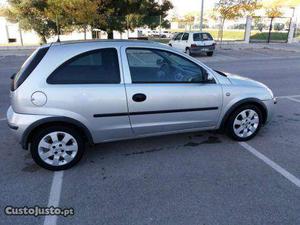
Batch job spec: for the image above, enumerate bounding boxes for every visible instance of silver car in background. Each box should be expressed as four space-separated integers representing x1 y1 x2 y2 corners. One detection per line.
7 40 276 170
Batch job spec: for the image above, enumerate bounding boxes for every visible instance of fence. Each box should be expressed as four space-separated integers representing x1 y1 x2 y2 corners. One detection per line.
250 16 291 43
170 17 247 42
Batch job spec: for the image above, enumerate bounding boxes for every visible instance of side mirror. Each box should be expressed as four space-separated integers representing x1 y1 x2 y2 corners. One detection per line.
201 69 215 83
202 69 209 81
11 73 16 80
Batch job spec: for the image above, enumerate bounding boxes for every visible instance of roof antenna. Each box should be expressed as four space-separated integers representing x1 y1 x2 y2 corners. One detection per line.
56 14 60 42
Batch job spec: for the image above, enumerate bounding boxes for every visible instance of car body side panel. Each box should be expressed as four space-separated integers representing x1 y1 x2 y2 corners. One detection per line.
216 85 274 128
124 83 222 135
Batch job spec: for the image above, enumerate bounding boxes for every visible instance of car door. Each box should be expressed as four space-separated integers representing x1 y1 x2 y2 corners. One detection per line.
172 33 183 49
121 47 222 135
179 33 189 52
46 47 133 143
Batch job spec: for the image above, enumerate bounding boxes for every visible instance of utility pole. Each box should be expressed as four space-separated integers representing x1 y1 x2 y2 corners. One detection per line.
200 0 204 31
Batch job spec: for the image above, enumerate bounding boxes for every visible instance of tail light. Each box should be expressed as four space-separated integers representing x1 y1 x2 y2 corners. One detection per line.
191 44 197 48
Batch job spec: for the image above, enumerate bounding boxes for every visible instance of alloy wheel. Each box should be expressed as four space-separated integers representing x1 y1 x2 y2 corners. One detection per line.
233 109 259 138
37 131 78 166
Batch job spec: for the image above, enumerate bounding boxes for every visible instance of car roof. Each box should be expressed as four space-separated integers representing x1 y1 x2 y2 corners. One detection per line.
45 39 169 50
51 39 155 45
48 39 166 48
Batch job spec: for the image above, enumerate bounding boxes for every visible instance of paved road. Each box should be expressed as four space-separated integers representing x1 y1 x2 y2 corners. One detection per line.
0 47 300 225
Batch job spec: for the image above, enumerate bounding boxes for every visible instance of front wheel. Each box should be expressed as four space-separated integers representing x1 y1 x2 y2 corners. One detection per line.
226 105 262 141
30 126 85 170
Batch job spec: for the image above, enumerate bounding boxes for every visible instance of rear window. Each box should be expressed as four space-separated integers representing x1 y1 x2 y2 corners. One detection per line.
12 46 49 91
47 48 120 84
193 33 213 41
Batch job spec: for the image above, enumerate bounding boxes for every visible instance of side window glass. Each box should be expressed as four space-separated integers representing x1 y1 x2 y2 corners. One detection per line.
126 48 214 84
182 33 189 41
175 33 183 40
47 48 120 84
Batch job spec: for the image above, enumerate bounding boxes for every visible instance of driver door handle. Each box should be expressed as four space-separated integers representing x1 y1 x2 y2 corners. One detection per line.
132 93 147 102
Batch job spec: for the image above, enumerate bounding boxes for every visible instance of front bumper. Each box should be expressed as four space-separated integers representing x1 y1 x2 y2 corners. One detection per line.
7 106 50 148
190 45 216 53
262 97 277 124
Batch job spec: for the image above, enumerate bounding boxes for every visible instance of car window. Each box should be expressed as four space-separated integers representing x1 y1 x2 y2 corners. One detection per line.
193 33 213 41
182 33 189 41
174 33 183 40
12 46 49 91
47 48 120 84
202 33 213 40
126 48 212 83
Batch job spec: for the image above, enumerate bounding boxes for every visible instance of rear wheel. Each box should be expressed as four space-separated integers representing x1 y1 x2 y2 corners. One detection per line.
226 105 262 141
207 51 214 56
30 126 85 170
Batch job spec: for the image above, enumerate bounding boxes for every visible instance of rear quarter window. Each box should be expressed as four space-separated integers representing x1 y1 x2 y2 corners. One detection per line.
12 46 49 91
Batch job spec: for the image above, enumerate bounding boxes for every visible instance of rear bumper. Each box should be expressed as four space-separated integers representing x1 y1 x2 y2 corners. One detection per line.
190 45 215 53
6 106 50 149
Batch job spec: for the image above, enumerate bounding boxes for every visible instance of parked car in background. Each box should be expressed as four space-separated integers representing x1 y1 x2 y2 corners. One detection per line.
7 40 276 170
169 32 216 56
162 30 173 38
146 30 170 38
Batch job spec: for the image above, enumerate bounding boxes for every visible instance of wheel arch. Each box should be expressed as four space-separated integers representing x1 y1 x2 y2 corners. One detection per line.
21 117 94 149
220 98 268 130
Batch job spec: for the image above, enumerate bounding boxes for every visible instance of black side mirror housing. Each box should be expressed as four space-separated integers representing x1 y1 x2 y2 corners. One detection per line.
11 73 16 80
202 69 209 82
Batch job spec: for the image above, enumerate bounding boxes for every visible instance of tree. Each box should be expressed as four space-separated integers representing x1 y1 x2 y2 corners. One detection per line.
3 0 58 43
59 0 98 40
265 7 283 18
93 0 173 39
274 22 284 31
141 0 173 29
214 0 261 43
182 14 195 31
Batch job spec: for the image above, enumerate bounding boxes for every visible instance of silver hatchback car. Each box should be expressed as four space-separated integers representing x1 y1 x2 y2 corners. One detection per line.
7 40 276 170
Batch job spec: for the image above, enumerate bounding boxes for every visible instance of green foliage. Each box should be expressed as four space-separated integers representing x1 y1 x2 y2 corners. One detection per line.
214 0 261 42
5 0 57 43
92 0 173 38
2 0 173 41
265 7 283 18
273 23 285 31
250 31 288 41
215 0 260 21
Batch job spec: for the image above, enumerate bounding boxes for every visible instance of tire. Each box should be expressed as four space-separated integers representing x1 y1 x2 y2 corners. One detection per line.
207 51 213 56
226 105 263 141
30 126 85 170
186 48 191 56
